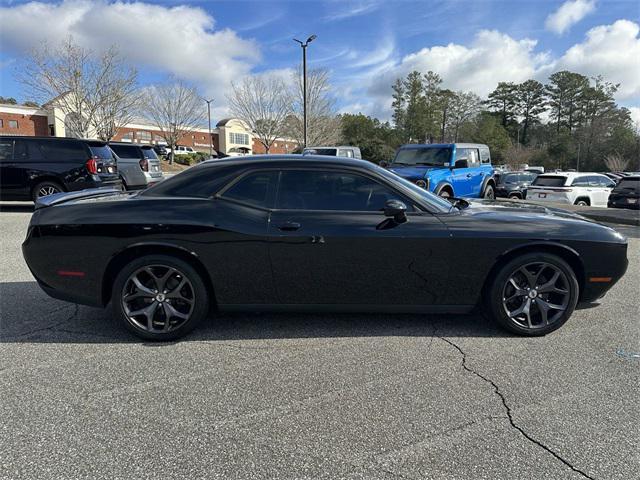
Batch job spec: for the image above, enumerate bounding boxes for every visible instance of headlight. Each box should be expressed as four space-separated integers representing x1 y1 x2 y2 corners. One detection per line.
415 179 427 189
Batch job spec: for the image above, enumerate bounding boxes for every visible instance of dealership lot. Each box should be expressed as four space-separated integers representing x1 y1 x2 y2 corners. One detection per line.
1 206 638 480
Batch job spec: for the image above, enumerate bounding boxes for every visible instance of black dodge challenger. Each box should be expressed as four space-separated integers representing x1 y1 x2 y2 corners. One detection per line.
23 155 628 340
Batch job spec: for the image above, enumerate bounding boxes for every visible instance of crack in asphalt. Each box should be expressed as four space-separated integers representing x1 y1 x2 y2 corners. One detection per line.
438 336 596 480
0 304 79 341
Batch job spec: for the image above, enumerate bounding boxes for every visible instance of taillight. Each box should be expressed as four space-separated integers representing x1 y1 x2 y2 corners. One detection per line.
139 158 149 172
86 158 98 174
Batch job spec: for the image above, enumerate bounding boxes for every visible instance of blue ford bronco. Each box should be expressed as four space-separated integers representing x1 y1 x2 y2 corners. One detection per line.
384 143 496 199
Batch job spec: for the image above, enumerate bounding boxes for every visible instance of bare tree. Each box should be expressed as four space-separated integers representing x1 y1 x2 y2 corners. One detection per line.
20 38 138 139
285 68 341 147
604 152 629 172
447 91 482 142
92 53 139 141
227 75 290 154
142 80 205 163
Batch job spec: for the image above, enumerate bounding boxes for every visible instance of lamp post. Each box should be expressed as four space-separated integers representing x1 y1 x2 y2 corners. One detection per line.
204 98 214 158
293 34 316 148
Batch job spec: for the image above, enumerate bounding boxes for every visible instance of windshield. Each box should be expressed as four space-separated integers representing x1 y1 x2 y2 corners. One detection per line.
392 147 452 167
373 164 453 212
532 175 567 187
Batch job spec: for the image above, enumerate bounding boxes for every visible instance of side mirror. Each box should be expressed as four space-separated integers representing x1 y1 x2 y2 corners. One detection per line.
383 199 407 223
453 159 469 169
379 160 389 168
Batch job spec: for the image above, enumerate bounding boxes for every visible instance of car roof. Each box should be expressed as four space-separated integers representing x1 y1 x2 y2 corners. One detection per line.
537 172 610 178
398 143 488 149
304 146 360 149
199 154 374 169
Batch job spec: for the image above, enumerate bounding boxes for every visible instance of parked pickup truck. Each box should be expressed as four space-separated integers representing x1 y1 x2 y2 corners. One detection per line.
384 143 496 199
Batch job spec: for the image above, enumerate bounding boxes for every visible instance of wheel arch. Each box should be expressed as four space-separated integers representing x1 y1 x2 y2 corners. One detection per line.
434 181 454 196
480 242 586 303
30 176 66 196
102 243 217 311
481 175 495 196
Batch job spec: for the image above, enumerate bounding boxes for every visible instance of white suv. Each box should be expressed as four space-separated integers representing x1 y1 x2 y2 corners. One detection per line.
173 145 196 155
526 172 616 207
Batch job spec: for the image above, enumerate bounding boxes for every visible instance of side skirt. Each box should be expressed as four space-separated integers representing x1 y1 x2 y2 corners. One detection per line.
217 304 475 314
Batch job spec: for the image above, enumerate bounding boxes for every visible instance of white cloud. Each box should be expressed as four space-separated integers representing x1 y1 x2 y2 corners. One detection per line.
555 19 640 100
545 0 596 35
0 0 259 102
322 0 381 21
628 107 640 127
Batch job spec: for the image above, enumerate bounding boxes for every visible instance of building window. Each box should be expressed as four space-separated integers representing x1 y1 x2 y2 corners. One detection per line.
121 132 134 142
9 120 18 128
137 131 152 142
230 132 249 145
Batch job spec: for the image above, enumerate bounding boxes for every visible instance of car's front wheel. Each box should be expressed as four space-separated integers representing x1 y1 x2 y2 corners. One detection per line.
486 252 579 336
112 255 210 340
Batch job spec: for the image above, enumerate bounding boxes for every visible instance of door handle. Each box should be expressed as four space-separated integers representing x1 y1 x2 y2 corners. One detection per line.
466 173 472 178
278 221 301 231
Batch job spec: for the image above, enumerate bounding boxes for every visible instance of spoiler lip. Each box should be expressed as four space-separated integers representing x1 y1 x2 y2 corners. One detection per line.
34 187 122 210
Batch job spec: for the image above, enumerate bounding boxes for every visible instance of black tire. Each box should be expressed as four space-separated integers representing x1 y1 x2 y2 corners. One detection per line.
119 176 128 191
486 252 579 336
574 198 590 206
112 254 209 341
32 181 63 201
437 187 452 198
483 184 495 199
508 193 521 200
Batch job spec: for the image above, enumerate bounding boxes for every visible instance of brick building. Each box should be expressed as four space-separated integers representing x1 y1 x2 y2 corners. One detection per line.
0 102 297 156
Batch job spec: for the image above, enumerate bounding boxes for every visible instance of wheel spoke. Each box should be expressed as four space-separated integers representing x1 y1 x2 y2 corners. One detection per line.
166 277 190 300
505 278 527 301
162 301 189 320
518 266 537 288
509 298 532 328
534 299 549 325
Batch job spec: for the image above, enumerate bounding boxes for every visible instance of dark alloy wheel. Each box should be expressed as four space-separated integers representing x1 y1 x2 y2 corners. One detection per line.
483 184 495 199
112 255 209 340
32 181 62 200
487 253 579 336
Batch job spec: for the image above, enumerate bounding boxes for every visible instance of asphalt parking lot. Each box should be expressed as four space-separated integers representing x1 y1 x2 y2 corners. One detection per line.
1 204 638 480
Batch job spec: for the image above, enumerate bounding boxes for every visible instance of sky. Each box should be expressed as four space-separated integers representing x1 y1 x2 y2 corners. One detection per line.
0 0 639 124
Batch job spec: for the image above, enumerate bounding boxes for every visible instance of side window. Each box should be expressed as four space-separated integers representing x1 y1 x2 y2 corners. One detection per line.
276 170 408 212
455 148 469 161
220 171 276 208
571 176 590 187
0 140 13 162
480 148 491 164
339 149 354 158
38 140 86 162
593 176 614 188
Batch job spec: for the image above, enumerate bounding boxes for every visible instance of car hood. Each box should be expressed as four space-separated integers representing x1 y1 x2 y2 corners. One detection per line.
461 199 588 221
388 165 445 179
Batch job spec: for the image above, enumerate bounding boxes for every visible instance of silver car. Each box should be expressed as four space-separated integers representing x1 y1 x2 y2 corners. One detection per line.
109 143 163 190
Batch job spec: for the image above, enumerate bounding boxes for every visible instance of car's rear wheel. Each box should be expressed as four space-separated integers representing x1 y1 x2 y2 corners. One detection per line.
32 181 63 200
574 198 590 206
438 188 452 198
112 255 209 341
508 193 521 200
486 252 579 336
483 184 495 199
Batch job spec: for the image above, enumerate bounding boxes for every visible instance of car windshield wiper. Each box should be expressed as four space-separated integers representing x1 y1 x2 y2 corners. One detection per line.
390 162 410 166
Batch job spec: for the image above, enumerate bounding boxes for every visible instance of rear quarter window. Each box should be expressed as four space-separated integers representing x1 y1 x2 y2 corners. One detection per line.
141 148 159 160
615 178 640 192
38 140 87 162
0 139 13 162
87 143 114 159
532 176 567 187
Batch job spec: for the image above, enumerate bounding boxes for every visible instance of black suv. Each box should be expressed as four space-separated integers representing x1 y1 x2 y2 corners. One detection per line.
0 136 121 201
495 171 538 199
608 176 639 209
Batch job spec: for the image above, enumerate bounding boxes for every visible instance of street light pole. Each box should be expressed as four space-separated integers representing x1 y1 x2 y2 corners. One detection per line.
204 98 214 158
294 35 316 148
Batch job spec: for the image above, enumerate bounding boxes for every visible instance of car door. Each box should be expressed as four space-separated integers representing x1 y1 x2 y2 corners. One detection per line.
267 168 452 307
0 138 20 199
590 176 615 206
450 148 474 197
